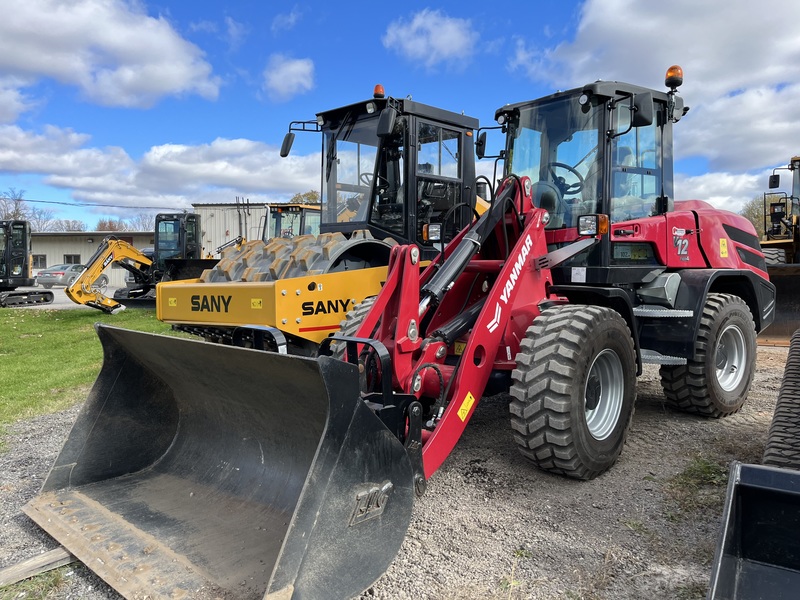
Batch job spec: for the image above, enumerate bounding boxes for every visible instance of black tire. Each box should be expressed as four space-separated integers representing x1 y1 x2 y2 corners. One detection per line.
659 293 756 418
762 330 800 469
509 305 637 480
331 296 377 360
763 248 787 266
43 284 53 289
67 276 77 286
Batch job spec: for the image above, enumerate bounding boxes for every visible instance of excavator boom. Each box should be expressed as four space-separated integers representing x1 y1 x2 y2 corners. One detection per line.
65 236 152 313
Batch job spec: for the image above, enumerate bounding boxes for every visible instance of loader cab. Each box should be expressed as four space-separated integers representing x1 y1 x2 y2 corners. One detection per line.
153 213 201 273
497 74 686 285
263 204 321 240
0 220 34 289
282 89 478 260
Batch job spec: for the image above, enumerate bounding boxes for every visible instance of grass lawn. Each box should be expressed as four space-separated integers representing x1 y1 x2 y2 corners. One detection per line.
0 308 183 436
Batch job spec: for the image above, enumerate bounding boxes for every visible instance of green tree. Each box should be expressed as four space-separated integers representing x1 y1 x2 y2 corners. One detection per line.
290 190 320 204
739 195 765 239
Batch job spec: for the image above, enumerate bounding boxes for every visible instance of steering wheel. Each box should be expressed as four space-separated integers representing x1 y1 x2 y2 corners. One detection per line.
547 162 584 196
360 172 391 189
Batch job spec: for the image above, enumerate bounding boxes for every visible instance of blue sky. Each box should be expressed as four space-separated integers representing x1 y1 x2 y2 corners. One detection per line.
1 0 799 227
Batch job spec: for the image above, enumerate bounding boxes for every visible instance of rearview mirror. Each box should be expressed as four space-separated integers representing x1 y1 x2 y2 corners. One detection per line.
632 92 654 128
377 107 397 138
280 132 295 157
476 131 487 159
769 174 781 189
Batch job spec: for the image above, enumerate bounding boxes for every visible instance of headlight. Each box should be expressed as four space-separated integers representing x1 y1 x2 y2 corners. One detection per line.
424 223 442 242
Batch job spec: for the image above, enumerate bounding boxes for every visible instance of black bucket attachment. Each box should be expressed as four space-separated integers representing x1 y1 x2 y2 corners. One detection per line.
760 264 800 345
707 462 800 599
24 325 415 600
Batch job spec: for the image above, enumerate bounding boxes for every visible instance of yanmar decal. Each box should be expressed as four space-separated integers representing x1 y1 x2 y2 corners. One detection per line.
487 234 533 333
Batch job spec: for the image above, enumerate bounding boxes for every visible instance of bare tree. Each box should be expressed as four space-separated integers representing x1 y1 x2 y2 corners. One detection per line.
127 212 157 231
52 219 88 232
95 218 128 231
0 187 28 220
28 206 56 232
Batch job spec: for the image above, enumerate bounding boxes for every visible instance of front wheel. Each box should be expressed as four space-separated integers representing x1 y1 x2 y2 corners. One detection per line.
660 293 756 417
510 305 637 480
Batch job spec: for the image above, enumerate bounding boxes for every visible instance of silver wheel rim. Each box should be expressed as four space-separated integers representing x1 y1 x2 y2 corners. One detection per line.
584 349 624 440
715 323 747 391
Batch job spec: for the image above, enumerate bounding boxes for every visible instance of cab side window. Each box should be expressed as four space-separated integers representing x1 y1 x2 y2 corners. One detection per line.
609 112 662 222
416 122 463 244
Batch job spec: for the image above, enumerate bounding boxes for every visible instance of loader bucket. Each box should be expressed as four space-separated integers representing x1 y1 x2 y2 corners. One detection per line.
24 325 415 600
707 462 800 599
760 264 800 345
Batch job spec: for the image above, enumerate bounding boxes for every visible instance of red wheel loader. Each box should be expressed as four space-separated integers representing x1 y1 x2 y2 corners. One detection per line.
23 67 776 599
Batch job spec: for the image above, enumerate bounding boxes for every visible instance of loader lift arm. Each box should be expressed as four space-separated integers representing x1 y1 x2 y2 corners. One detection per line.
323 175 601 481
65 236 153 313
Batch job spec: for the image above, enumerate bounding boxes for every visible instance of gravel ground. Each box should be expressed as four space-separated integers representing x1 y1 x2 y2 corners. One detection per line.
0 346 789 600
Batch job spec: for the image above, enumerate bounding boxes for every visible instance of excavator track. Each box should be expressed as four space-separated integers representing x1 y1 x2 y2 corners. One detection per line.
0 289 54 307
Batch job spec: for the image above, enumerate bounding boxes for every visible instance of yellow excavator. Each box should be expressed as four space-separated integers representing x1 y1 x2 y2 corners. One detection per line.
66 213 210 313
156 86 484 353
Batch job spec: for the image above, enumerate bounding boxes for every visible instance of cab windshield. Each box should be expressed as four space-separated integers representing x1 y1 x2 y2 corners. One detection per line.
507 95 602 229
155 218 183 268
320 111 379 226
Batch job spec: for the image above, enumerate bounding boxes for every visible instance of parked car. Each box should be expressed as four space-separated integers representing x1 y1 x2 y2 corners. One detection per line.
36 264 108 292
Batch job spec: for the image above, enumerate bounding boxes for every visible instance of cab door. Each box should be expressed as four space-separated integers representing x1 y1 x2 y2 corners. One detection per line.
664 210 707 268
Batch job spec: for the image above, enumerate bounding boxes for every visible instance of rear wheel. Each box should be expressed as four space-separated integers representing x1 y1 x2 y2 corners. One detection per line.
510 305 636 480
660 293 756 417
43 283 53 289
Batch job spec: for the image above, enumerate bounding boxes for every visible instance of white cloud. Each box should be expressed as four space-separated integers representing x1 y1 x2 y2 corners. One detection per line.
0 0 220 109
0 124 320 216
383 10 478 69
271 7 303 34
224 16 248 52
0 78 37 123
262 54 314 102
675 170 764 215
507 0 800 204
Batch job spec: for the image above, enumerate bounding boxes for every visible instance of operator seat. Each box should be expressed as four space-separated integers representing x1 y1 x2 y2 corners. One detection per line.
531 182 564 228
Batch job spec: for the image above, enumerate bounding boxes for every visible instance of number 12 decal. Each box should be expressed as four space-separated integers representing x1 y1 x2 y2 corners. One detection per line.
673 236 689 260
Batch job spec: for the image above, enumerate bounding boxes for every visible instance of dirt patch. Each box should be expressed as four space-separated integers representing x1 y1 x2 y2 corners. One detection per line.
0 346 789 600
